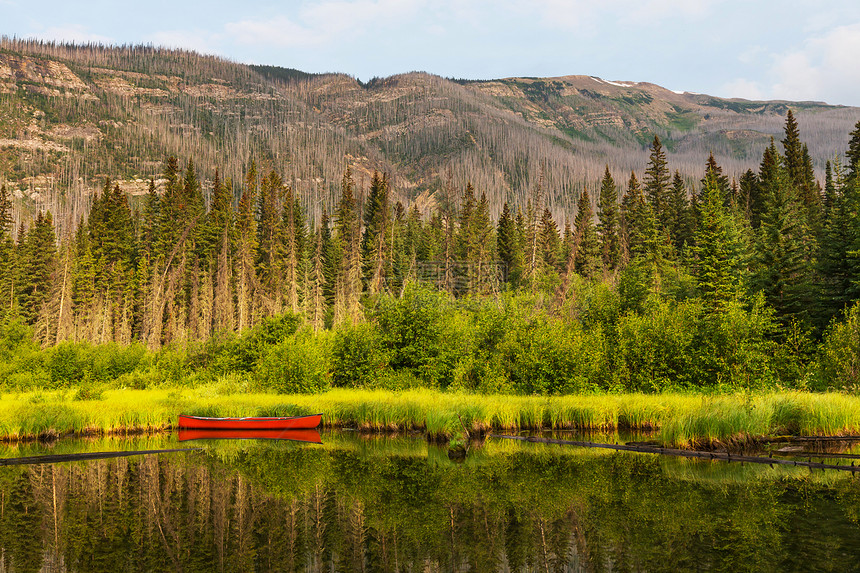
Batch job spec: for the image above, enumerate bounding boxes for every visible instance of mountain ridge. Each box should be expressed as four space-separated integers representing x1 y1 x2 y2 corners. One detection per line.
1 38 858 235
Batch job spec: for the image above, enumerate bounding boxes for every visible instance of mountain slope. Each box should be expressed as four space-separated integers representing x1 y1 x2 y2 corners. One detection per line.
1 39 858 235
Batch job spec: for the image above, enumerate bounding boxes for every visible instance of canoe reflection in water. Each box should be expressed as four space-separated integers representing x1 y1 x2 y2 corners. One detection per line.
178 427 323 443
177 413 323 443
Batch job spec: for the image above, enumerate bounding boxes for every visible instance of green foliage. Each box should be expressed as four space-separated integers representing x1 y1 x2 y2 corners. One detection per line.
499 315 608 394
615 297 703 391
753 140 814 326
694 297 778 390
597 166 621 271
372 285 459 385
330 323 389 388
694 162 746 310
254 328 331 394
205 313 303 374
45 342 148 387
614 296 779 391
617 261 652 313
817 302 860 391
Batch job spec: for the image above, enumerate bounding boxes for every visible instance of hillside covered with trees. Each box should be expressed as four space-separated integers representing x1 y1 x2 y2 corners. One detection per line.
2 39 859 239
2 104 860 395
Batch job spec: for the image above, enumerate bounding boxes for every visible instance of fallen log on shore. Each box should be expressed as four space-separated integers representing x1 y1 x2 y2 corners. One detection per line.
765 435 860 443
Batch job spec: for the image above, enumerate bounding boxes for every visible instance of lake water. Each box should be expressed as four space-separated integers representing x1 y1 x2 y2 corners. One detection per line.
1 431 859 572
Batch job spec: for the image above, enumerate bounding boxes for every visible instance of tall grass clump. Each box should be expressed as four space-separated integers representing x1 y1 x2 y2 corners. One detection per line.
2 388 860 444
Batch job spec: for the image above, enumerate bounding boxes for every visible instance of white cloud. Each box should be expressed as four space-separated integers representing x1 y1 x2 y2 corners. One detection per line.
225 16 319 48
737 45 766 65
721 78 766 101
771 22 860 104
36 25 113 44
524 0 718 31
225 0 426 48
720 21 860 105
149 30 219 54
626 0 718 23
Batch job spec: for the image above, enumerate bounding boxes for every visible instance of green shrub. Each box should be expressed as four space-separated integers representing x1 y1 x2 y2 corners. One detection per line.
818 302 860 391
44 342 147 387
0 319 46 391
696 297 779 390
254 328 331 394
94 343 148 381
71 378 105 401
331 322 389 388
204 313 303 374
499 315 608 395
617 262 652 313
614 297 702 391
153 344 193 385
45 342 89 386
373 284 453 383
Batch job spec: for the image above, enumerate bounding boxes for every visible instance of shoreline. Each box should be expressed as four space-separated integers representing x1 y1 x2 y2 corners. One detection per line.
2 388 860 448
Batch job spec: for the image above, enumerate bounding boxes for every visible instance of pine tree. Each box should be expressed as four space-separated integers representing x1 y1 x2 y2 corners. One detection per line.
538 207 561 272
307 224 327 331
597 166 621 272
753 146 814 325
666 170 694 252
823 160 836 216
817 153 860 327
402 204 423 283
282 186 302 314
497 202 522 286
782 110 804 184
235 161 259 332
51 241 75 344
211 173 235 334
644 135 671 229
389 201 408 291
698 153 731 206
573 189 600 278
737 169 761 227
560 219 574 267
320 208 338 308
621 171 651 260
0 184 14 318
88 182 136 342
694 165 745 310
457 182 477 262
782 110 821 229
469 192 495 292
524 172 545 286
154 155 181 259
334 167 362 323
847 120 860 181
362 172 391 294
17 211 57 325
256 170 284 315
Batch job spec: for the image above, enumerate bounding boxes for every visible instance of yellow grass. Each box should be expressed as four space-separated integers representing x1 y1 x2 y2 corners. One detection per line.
1 387 859 446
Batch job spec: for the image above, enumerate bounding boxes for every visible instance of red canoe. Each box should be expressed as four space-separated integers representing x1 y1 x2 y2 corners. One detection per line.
178 428 322 443
178 413 322 430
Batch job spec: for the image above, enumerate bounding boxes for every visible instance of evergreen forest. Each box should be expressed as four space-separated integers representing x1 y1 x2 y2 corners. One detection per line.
2 111 860 396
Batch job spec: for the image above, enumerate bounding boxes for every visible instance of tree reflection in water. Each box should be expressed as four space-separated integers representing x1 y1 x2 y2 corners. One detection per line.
1 436 859 572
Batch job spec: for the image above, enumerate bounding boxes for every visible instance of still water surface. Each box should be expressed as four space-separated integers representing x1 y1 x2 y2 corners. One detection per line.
1 431 859 572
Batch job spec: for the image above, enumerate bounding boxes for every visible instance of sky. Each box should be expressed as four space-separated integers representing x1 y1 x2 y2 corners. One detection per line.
4 0 860 106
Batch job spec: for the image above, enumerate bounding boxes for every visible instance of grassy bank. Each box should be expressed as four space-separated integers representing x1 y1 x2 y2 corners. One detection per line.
2 388 859 447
